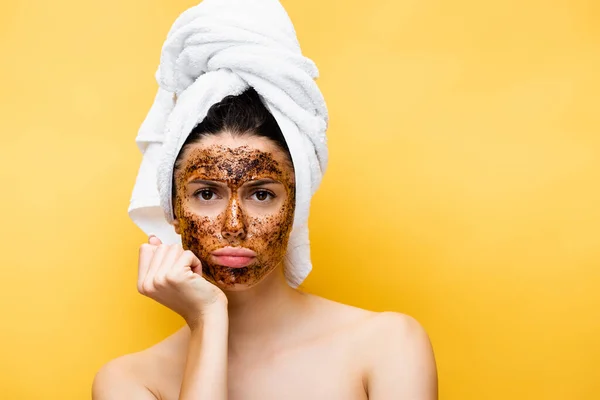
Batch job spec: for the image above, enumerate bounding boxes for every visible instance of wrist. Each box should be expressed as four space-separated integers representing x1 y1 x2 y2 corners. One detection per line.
203 300 228 319
187 302 228 332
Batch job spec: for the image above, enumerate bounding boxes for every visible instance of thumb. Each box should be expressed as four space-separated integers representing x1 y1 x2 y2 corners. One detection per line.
148 234 163 246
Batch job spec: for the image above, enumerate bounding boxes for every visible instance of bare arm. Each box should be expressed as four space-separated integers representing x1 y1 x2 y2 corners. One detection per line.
91 308 229 400
93 236 230 399
179 304 229 399
367 313 438 399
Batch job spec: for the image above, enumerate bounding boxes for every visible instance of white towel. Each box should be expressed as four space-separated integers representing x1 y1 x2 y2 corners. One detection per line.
128 0 328 287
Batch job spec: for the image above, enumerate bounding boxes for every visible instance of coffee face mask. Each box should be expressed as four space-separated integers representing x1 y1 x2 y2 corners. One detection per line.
173 136 295 290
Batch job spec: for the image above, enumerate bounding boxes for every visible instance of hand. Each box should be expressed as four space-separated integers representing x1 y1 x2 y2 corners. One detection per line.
137 235 227 329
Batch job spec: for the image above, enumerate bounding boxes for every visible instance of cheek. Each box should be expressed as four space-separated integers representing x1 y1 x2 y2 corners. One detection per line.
176 192 220 239
248 198 295 251
179 209 220 250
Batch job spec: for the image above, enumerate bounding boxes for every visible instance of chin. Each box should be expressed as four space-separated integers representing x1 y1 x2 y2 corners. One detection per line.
219 282 259 291
205 263 280 291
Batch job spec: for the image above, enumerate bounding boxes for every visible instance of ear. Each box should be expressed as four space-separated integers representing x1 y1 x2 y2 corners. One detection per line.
173 218 182 235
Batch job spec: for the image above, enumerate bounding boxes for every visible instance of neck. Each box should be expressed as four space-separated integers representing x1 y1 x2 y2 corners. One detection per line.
223 266 308 355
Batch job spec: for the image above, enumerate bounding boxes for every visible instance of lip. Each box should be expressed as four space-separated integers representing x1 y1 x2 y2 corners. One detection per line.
211 247 257 268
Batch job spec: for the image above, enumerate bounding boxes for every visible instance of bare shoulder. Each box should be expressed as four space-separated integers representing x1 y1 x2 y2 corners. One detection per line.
305 294 377 321
302 294 433 348
92 328 189 400
365 311 432 344
300 294 378 340
362 312 438 399
304 293 426 339
92 351 156 399
304 295 437 398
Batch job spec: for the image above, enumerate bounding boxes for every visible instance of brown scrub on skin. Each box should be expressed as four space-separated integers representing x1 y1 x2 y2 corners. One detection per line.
173 142 296 290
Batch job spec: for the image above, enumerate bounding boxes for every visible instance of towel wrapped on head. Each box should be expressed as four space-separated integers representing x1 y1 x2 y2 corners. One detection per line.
128 0 328 287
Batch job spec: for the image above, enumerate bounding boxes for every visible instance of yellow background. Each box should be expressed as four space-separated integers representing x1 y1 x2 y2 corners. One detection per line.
1 0 599 398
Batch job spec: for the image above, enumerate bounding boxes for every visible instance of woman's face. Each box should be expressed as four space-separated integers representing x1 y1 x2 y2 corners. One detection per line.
172 132 295 291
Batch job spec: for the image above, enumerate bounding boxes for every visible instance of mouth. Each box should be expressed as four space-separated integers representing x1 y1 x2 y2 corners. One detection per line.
211 247 257 268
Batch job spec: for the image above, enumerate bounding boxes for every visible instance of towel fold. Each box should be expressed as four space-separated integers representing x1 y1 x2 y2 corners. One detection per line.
128 0 328 287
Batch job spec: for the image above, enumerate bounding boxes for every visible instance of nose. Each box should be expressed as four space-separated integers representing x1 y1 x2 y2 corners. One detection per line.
222 198 247 241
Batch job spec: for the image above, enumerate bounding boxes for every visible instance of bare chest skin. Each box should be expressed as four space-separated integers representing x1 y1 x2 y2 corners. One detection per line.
155 334 368 400
226 339 369 400
144 303 375 400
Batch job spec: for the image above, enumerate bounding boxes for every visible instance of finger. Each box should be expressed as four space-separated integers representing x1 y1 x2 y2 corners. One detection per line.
137 244 155 290
175 250 203 275
189 254 202 275
144 244 170 284
156 244 184 280
148 234 162 246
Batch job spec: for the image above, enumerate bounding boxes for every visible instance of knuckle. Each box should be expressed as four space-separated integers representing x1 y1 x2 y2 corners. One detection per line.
139 243 150 255
153 276 167 288
140 282 154 294
165 272 179 284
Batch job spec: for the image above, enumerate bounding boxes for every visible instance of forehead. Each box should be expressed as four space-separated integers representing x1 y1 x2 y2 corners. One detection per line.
177 132 293 175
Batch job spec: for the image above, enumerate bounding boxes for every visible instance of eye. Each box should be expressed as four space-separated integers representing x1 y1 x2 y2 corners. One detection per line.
195 189 217 201
251 190 275 202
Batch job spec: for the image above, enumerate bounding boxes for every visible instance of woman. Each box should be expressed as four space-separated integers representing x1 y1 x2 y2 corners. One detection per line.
93 2 437 399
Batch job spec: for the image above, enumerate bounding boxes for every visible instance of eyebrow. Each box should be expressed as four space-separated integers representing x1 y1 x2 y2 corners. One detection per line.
244 179 281 188
187 179 226 188
187 178 281 187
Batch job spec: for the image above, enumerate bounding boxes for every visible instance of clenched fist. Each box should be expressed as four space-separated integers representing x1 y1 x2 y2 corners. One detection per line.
137 235 227 329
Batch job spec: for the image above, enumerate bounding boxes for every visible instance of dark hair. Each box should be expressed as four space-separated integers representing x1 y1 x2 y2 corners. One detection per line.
173 87 293 174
